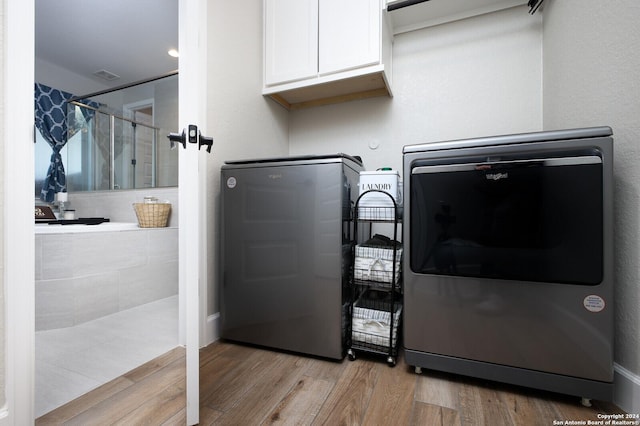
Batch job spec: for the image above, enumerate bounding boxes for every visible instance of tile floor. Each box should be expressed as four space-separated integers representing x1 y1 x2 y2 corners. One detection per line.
35 295 179 418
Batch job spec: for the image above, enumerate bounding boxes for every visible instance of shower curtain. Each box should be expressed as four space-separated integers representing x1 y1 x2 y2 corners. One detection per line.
34 83 97 202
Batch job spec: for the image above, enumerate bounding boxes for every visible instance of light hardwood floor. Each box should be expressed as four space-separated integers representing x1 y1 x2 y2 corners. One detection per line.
36 341 623 425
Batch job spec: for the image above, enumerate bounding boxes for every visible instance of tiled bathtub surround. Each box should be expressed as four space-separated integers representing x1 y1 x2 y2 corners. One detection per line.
66 187 179 227
35 226 178 331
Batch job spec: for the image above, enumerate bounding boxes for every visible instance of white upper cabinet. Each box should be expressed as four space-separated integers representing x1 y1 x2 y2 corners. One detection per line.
318 0 380 75
263 0 393 110
264 0 318 86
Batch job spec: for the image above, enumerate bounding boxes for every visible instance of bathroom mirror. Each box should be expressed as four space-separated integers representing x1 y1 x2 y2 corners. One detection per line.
34 0 179 197
68 73 177 192
35 73 178 195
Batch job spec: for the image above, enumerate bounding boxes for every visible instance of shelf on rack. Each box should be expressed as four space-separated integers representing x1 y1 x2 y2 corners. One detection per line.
352 289 403 355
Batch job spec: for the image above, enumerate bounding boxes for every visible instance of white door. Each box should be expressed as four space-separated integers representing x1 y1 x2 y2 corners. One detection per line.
3 0 36 423
2 0 207 424
178 0 209 424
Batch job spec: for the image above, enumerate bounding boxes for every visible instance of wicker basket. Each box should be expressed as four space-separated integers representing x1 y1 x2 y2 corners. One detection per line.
133 202 171 228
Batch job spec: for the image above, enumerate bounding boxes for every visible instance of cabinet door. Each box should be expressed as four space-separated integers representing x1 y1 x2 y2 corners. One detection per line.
264 0 318 86
319 0 381 75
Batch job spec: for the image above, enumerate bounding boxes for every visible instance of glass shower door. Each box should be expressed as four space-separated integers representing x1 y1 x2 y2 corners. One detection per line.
65 104 159 191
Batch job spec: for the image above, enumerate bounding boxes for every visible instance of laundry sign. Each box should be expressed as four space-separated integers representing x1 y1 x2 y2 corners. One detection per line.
362 182 394 191
359 170 401 205
358 170 402 220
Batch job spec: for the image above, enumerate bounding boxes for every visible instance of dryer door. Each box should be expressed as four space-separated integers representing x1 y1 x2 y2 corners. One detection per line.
409 154 604 285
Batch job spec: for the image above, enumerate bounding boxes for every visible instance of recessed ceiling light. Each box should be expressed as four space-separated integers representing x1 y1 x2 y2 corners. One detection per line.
168 49 179 58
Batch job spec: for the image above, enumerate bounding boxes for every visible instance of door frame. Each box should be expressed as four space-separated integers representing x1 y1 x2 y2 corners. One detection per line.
123 98 156 188
2 0 36 423
2 0 207 423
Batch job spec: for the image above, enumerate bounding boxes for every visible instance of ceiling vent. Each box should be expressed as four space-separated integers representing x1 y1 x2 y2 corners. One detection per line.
93 69 121 81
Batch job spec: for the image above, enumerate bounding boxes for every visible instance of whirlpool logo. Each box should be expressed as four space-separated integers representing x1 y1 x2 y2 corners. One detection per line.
486 172 509 181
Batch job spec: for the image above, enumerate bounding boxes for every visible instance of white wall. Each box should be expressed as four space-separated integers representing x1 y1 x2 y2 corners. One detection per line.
289 6 543 178
542 0 640 413
0 0 5 410
206 0 289 316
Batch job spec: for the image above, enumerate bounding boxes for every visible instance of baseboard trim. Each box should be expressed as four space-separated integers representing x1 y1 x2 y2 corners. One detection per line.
202 312 220 347
614 363 640 414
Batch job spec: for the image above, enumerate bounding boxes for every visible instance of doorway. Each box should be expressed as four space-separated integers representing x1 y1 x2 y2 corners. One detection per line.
32 1 181 417
4 0 206 423
124 100 155 189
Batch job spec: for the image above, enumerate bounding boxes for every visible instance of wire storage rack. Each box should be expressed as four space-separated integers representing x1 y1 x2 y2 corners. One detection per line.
348 189 402 366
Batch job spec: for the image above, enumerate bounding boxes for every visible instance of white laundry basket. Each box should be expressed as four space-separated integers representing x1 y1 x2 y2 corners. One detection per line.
354 244 402 286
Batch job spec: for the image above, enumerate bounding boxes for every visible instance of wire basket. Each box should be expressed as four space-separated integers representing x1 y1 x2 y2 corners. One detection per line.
133 202 171 228
352 289 402 352
354 245 402 286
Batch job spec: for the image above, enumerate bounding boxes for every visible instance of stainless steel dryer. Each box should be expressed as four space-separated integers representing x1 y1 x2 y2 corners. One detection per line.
220 154 363 360
402 127 614 401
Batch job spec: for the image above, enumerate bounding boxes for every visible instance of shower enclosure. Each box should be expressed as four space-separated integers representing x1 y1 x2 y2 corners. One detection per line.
63 72 178 192
66 102 157 191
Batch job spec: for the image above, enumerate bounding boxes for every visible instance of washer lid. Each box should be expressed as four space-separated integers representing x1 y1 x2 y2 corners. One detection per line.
224 153 363 167
403 126 613 155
